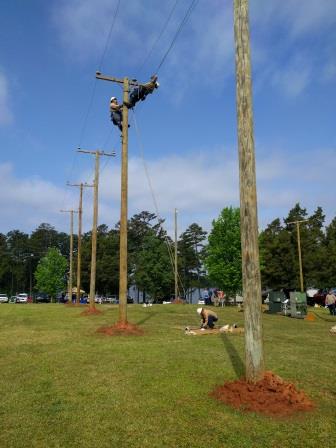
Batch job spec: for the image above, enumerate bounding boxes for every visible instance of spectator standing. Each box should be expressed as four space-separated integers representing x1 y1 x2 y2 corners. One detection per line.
325 291 336 315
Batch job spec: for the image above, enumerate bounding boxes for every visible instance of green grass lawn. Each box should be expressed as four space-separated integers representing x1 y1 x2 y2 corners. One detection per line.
0 303 335 448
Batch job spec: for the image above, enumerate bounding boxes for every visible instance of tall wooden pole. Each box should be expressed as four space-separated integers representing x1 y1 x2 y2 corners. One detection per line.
174 208 178 300
68 182 93 304
119 77 129 324
234 0 264 383
288 219 308 292
60 209 78 304
77 149 115 310
296 222 304 292
69 211 74 304
77 183 83 305
88 152 100 310
96 72 152 325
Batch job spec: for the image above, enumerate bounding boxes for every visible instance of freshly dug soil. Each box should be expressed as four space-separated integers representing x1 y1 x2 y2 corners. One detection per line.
172 298 185 304
80 307 103 316
211 371 314 417
97 322 144 336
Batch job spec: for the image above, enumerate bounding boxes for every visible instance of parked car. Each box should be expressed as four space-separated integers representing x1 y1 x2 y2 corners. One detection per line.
16 293 28 303
306 287 319 299
35 293 51 303
104 296 118 304
0 294 9 303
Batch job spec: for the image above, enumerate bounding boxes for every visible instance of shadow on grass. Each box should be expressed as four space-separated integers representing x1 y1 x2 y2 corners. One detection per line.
220 333 245 378
136 311 158 326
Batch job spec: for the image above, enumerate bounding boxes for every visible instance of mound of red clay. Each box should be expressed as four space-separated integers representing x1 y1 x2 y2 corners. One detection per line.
80 307 102 316
97 322 144 336
171 298 185 304
211 371 314 417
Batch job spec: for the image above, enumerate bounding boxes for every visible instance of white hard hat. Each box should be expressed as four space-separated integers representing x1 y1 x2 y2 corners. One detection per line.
197 307 203 315
110 96 117 102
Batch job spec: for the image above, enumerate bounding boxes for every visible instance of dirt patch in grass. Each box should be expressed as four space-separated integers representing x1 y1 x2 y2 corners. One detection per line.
211 371 314 417
171 298 185 304
97 322 144 336
80 307 103 316
65 303 86 307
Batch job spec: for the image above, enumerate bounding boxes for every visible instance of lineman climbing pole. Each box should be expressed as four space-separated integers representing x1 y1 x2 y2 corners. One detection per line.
60 209 78 304
234 0 264 383
96 72 148 324
287 219 309 292
67 181 94 304
78 148 115 310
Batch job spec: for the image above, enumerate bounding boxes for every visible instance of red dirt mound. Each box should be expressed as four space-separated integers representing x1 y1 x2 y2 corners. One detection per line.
211 371 314 417
97 322 144 336
80 307 103 316
171 297 185 304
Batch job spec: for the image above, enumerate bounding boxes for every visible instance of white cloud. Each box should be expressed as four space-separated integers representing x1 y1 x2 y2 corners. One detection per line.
0 71 13 125
252 0 336 37
251 0 336 97
0 163 77 233
270 56 312 97
1 145 335 235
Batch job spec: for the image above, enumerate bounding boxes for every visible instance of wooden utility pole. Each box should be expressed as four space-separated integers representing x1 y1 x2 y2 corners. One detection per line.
287 219 308 292
68 181 93 304
96 71 148 325
78 148 115 310
174 208 178 301
234 0 264 383
60 209 78 304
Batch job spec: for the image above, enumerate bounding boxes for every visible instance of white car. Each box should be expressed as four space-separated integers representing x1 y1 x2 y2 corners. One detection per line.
306 288 319 298
16 293 28 303
0 294 9 303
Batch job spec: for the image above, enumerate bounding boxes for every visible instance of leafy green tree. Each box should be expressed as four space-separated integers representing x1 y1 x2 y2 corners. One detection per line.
178 223 207 300
133 230 174 301
259 218 295 289
80 224 120 296
204 207 242 297
0 233 11 294
34 248 68 301
260 204 329 290
325 217 336 286
6 230 30 294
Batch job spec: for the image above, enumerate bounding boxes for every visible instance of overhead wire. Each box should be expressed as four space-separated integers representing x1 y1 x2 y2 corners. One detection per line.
132 110 186 298
154 0 199 74
62 0 121 215
97 0 121 72
136 0 181 75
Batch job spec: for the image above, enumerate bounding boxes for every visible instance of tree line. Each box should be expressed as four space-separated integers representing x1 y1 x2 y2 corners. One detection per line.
0 211 208 300
0 204 335 300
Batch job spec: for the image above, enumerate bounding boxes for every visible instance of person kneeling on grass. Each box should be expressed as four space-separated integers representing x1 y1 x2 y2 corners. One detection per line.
197 307 218 329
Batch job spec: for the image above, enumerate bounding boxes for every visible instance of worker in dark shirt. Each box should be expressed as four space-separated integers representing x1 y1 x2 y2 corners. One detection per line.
125 75 159 109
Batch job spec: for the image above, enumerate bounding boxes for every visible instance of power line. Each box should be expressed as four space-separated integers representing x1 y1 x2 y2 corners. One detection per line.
62 0 121 210
78 0 121 148
137 0 181 75
132 110 185 297
154 0 199 74
98 0 121 72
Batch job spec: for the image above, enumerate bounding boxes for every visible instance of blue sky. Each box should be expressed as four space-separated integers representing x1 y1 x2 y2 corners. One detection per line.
0 0 335 237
